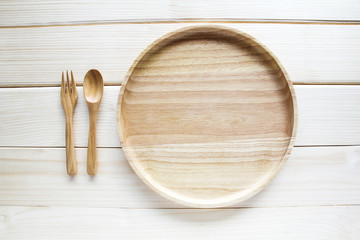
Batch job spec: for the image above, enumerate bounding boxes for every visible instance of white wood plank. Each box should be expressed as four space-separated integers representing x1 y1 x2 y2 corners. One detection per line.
0 86 120 147
0 0 360 27
0 23 359 86
0 206 359 239
296 85 360 146
0 147 359 208
0 85 359 147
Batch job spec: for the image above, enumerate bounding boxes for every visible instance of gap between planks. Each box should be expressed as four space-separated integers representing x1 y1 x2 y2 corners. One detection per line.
0 204 359 210
0 18 360 29
1 83 360 89
1 145 360 149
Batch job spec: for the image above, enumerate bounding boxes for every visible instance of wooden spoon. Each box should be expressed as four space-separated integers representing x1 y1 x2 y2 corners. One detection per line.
83 69 104 175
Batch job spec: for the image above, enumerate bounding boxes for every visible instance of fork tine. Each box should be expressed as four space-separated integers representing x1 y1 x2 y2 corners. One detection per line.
66 70 71 93
71 70 76 93
61 72 65 93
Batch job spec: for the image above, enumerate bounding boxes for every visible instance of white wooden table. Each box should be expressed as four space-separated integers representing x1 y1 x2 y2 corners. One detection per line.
1 1 360 239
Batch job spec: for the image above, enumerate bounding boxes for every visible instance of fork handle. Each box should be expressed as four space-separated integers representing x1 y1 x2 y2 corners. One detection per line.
65 113 77 175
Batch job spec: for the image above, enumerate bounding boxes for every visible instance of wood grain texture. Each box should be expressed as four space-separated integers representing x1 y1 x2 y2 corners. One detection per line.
0 206 359 239
0 0 360 27
117 25 296 207
0 85 359 147
0 23 360 86
0 147 359 208
0 1 359 239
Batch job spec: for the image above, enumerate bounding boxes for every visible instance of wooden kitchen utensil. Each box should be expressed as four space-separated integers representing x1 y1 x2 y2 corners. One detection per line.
117 25 297 208
61 71 78 176
84 69 104 176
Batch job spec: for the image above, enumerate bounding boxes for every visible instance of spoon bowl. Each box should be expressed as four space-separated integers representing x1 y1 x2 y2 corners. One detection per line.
84 69 104 104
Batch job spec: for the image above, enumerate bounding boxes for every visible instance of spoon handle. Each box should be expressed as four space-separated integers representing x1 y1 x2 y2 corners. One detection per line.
87 108 98 175
65 113 77 175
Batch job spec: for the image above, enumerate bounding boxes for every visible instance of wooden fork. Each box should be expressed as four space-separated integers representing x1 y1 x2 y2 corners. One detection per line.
61 71 78 175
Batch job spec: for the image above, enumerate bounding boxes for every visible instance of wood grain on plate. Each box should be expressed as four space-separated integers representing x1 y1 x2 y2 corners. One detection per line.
117 26 297 207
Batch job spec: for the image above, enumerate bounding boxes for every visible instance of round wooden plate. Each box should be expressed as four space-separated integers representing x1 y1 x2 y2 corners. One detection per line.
117 25 297 208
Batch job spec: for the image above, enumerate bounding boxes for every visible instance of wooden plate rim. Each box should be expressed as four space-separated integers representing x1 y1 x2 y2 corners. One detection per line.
116 25 298 208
